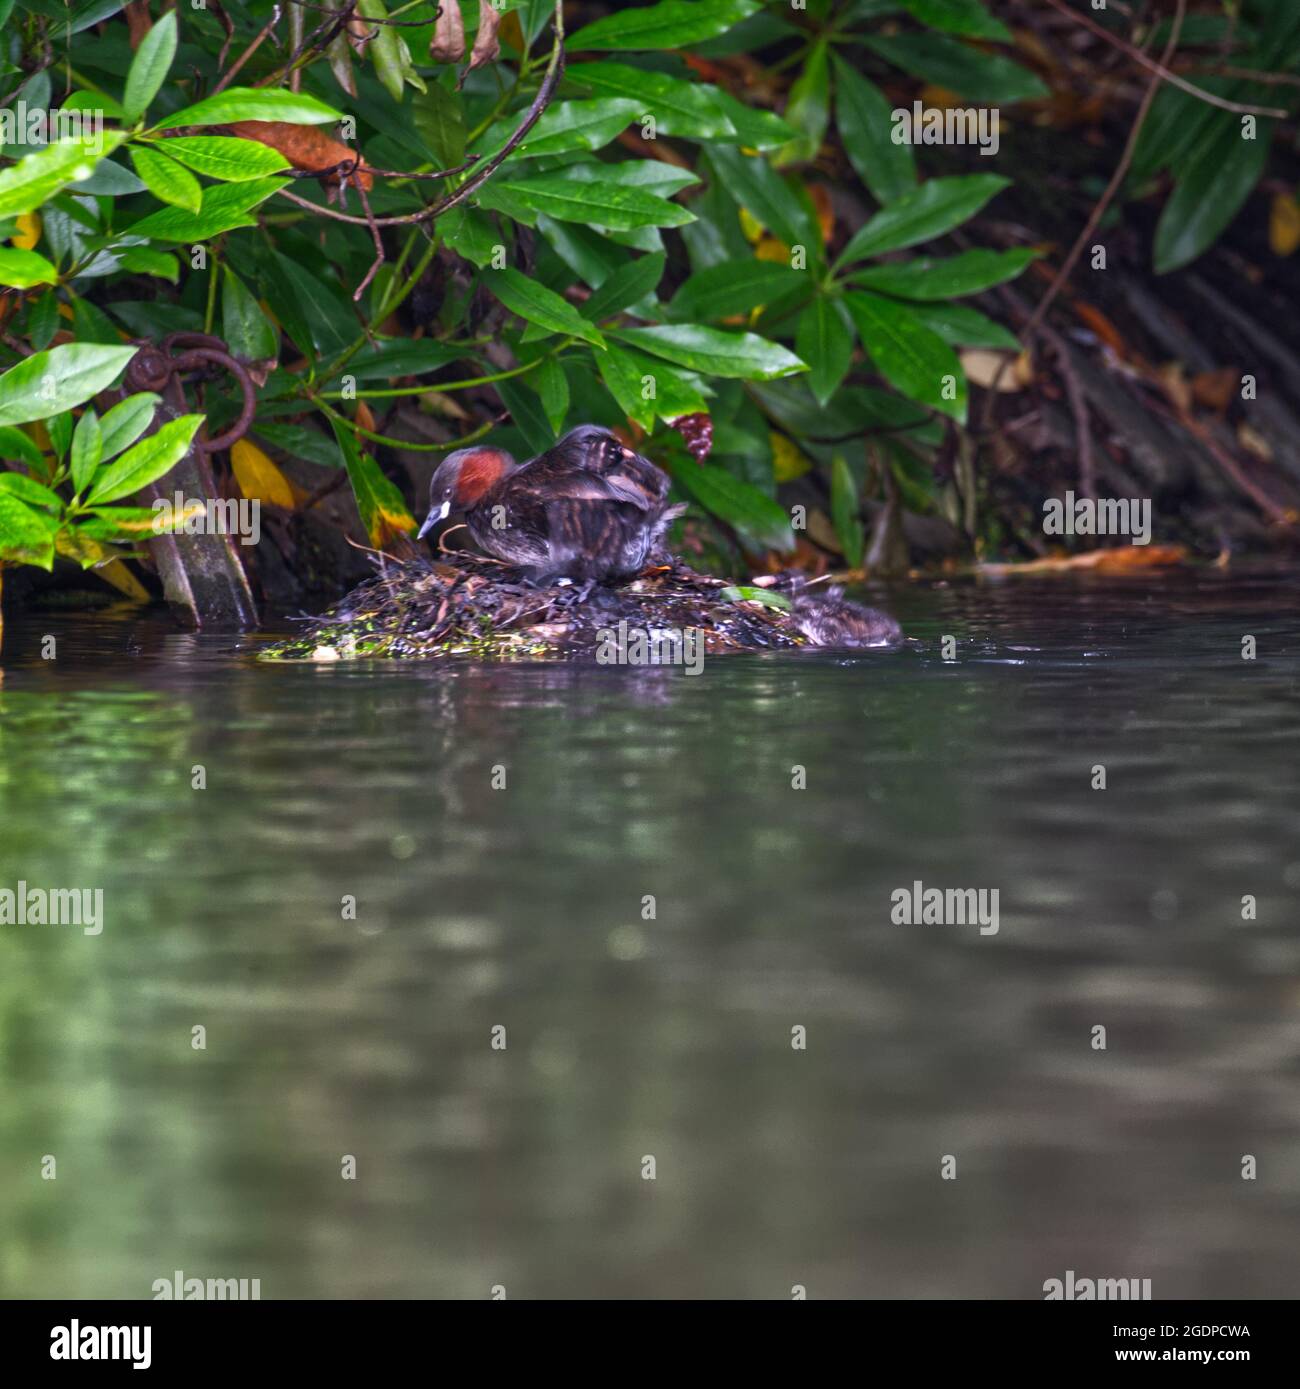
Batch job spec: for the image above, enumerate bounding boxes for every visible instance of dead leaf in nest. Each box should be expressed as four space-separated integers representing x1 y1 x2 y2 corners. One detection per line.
980 544 1188 575
961 349 1026 392
1268 191 1300 257
1237 423 1273 462
1191 367 1239 413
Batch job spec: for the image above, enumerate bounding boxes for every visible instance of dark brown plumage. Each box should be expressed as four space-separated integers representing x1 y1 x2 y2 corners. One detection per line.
791 586 903 649
419 425 685 583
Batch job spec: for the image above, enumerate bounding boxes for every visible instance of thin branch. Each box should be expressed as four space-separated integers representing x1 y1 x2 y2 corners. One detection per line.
1015 0 1189 360
272 0 566 230
1039 0 1286 118
213 5 284 95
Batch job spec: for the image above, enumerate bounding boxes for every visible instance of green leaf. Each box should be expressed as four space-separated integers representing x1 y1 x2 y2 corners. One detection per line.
0 490 57 569
582 251 666 320
599 342 709 429
831 56 915 205
47 412 73 461
27 293 61 351
496 376 557 454
77 504 177 541
127 176 290 241
0 133 128 219
710 90 796 150
667 260 804 322
487 267 605 346
360 0 422 104
863 34 1048 102
796 297 855 407
560 160 699 197
536 214 628 286
263 251 354 357
117 246 179 281
70 407 102 493
1154 114 1270 273
122 10 177 121
777 37 830 166
413 82 466 169
707 146 818 253
0 471 61 510
566 63 736 139
440 205 500 268
340 340 469 381
614 324 806 381
665 456 794 552
830 454 865 568
499 176 694 230
328 417 415 549
130 143 202 212
98 392 160 460
0 424 48 472
836 173 1009 265
252 423 342 470
485 98 642 160
70 156 144 196
753 379 937 440
569 0 762 51
845 290 967 423
0 246 58 289
848 247 1037 299
532 356 570 435
222 268 280 363
902 300 1020 349
718 585 791 611
87 413 204 504
898 0 1012 42
154 87 344 131
151 135 291 181
0 344 137 427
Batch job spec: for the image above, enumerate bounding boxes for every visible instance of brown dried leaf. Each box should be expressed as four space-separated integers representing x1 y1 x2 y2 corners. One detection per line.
467 0 501 73
227 120 373 190
430 0 466 63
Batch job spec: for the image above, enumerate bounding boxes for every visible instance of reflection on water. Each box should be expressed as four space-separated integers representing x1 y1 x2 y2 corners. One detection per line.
1 570 1299 1298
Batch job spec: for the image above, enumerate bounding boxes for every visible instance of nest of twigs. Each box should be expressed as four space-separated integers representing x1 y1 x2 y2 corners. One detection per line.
260 552 816 662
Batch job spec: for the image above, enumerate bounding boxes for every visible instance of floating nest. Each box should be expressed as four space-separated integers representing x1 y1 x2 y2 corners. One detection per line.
259 552 899 663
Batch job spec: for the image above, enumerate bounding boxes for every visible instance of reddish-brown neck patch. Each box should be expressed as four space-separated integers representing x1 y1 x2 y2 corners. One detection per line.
456 449 510 505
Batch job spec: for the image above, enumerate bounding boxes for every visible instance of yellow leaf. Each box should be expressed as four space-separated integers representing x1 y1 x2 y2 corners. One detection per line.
231 439 296 509
121 500 207 533
755 235 790 263
95 560 151 601
1268 191 1300 257
12 213 40 251
738 206 764 244
960 349 1026 392
771 432 811 482
54 531 150 600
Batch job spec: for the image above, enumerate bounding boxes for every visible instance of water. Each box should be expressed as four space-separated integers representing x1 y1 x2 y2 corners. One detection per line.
1 569 1298 1299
